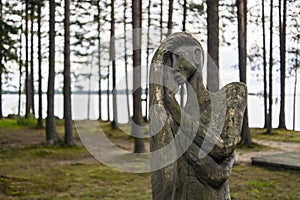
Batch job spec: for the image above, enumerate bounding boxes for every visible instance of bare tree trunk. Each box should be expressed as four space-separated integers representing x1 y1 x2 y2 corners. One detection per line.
97 0 102 120
25 0 30 118
180 0 187 107
18 5 23 117
237 0 252 145
293 66 297 131
111 0 118 129
37 0 43 128
46 0 59 144
64 0 74 145
160 0 163 42
167 0 173 36
278 0 287 129
132 0 145 153
0 0 3 119
30 4 35 117
207 0 219 92
107 66 110 121
293 36 299 131
144 0 151 121
124 0 131 122
262 0 268 128
182 0 187 31
267 0 274 134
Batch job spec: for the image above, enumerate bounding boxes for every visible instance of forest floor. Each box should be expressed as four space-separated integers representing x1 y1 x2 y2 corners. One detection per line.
0 119 300 200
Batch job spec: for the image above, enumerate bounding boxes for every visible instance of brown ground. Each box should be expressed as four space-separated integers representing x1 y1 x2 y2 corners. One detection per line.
1 127 299 165
235 139 300 163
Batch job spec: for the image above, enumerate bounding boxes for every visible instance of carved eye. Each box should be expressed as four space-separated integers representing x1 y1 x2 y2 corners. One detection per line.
175 53 184 59
163 52 172 65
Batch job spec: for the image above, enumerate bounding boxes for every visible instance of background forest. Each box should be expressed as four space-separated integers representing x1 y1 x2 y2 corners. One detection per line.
0 0 299 143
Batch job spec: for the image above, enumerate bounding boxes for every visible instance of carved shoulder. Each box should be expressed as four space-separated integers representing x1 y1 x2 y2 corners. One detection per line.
224 82 247 107
208 82 247 159
222 82 247 138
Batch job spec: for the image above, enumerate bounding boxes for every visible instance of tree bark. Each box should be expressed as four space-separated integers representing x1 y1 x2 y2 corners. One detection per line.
111 0 118 129
262 0 268 128
97 0 102 120
107 64 110 121
180 0 187 107
167 0 173 36
267 0 273 134
37 0 43 128
237 0 252 145
278 0 287 129
132 0 146 153
30 3 35 117
207 0 219 92
293 36 299 131
46 0 59 144
293 65 297 131
124 0 131 122
64 0 74 145
182 0 187 31
25 0 31 118
18 4 23 117
0 0 3 119
144 0 151 121
160 0 163 41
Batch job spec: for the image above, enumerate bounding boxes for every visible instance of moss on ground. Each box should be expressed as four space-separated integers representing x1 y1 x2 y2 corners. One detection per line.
230 164 300 200
0 119 300 199
251 128 300 143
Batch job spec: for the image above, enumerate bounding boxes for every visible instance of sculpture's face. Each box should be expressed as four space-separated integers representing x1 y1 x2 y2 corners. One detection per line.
172 45 202 85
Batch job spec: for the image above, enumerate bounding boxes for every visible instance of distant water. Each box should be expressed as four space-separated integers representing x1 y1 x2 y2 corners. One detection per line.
2 93 300 131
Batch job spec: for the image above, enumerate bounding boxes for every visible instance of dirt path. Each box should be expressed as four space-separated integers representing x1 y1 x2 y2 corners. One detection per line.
1 127 299 165
235 139 300 164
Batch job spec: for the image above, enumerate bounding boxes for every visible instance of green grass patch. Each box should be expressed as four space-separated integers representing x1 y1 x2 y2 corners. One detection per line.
0 144 151 200
251 128 300 143
1 124 300 199
236 142 270 151
0 119 21 129
230 165 300 200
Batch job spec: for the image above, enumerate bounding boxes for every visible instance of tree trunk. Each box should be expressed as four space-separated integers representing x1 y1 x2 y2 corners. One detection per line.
267 0 273 134
132 0 146 153
30 4 35 117
111 0 118 129
107 65 110 121
167 0 173 36
160 0 163 41
25 0 30 118
124 0 131 122
182 0 187 31
144 0 151 121
180 0 187 107
207 0 219 92
37 0 43 128
278 0 287 129
97 0 102 121
293 36 299 131
18 4 23 117
262 0 268 128
293 65 297 131
0 0 3 119
46 0 59 144
237 0 252 145
64 0 74 145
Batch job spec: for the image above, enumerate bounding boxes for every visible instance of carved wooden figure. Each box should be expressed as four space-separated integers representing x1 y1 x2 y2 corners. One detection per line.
150 32 247 200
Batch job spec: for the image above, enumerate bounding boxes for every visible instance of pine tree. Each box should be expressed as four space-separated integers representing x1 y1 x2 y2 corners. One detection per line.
132 0 146 153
